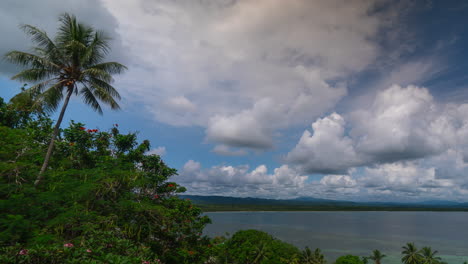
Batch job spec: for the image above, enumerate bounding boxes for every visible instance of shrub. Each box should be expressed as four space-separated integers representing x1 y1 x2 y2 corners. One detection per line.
0 108 211 263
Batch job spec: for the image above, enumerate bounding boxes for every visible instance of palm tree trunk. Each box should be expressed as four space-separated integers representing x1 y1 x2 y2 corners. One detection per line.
35 87 74 187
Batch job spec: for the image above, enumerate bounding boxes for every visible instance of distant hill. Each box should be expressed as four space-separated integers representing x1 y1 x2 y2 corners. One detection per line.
180 195 468 212
181 195 355 205
414 200 465 206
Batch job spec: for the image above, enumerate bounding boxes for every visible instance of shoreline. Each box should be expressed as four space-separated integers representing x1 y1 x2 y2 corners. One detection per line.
199 206 468 212
203 210 468 213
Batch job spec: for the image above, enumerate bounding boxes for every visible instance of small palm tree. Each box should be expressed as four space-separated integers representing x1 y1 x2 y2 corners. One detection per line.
420 247 441 264
402 243 422 264
301 247 326 264
312 248 326 264
362 257 369 264
5 13 126 186
369 249 386 264
301 247 314 263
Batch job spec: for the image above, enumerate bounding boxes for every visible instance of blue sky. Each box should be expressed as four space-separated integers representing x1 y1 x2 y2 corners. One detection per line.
1 0 468 201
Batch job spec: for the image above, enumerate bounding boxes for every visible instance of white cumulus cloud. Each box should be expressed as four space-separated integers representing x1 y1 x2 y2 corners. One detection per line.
287 85 468 175
176 160 308 198
99 0 386 150
287 113 361 174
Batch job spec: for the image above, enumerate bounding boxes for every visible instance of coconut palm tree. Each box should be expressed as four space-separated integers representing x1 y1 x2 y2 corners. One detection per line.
402 243 422 264
369 250 386 264
362 257 369 264
5 13 126 186
301 247 314 264
301 247 326 264
420 247 441 264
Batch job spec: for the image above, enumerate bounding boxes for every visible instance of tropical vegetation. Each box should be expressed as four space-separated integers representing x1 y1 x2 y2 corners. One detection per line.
4 13 126 186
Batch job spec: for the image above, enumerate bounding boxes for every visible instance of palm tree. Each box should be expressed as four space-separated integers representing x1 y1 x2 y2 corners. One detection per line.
369 249 386 264
301 247 314 263
301 247 326 264
5 13 126 186
402 243 422 264
362 257 369 264
419 247 441 264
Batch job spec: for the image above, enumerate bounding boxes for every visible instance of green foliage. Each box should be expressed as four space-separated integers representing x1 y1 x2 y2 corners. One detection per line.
0 86 50 130
211 229 301 264
301 247 326 264
402 243 422 264
335 255 364 264
368 250 386 264
419 247 441 264
0 111 211 263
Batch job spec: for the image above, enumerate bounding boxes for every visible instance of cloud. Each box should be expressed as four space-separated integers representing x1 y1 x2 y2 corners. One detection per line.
286 113 361 174
176 83 468 200
176 160 308 198
354 161 463 201
99 0 387 150
212 145 247 156
351 85 449 162
147 146 166 156
320 175 357 188
206 100 274 149
287 84 468 174
176 144 468 200
175 83 468 200
165 96 197 112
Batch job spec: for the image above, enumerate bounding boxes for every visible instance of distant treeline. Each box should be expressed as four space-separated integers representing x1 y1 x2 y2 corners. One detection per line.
182 195 468 212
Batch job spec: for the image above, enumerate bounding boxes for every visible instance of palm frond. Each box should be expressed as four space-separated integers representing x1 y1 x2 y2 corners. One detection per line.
76 22 95 46
26 78 59 96
89 83 121 111
33 81 66 113
89 62 127 75
20 25 57 53
56 13 76 45
65 39 87 53
11 68 54 82
88 77 121 100
82 67 113 83
80 85 103 114
4 51 60 71
56 13 95 66
81 31 111 66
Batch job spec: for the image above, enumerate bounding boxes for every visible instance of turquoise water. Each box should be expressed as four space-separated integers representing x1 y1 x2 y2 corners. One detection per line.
204 211 468 264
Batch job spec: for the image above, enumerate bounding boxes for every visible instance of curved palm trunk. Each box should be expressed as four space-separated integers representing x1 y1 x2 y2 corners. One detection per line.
35 87 74 187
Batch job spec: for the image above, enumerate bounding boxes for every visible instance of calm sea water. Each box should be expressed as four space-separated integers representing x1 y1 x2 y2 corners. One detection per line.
204 211 468 264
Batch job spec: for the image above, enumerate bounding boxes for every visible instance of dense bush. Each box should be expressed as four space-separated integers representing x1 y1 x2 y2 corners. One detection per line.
0 98 210 263
210 229 301 264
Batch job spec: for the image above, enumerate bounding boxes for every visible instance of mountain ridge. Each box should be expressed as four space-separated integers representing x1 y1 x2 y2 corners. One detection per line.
180 195 468 209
